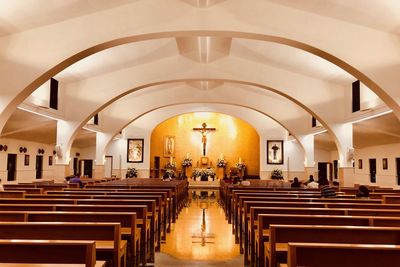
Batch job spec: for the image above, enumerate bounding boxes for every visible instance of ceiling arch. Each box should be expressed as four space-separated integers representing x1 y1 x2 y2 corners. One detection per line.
2 29 399 132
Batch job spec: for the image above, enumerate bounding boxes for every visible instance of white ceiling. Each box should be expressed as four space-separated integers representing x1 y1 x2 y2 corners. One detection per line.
0 0 135 36
268 0 400 35
1 0 400 153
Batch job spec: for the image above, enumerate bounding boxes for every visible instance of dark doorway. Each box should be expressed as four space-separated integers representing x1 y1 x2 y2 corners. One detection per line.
73 158 79 176
154 156 160 178
82 160 93 178
396 158 400 186
369 158 377 183
318 162 328 181
35 155 43 179
333 160 338 180
7 154 17 181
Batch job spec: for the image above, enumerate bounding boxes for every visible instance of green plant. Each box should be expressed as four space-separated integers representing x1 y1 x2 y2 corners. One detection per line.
126 167 138 178
271 169 283 180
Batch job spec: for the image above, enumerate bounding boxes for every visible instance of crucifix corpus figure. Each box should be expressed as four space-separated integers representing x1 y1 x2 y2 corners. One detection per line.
271 144 280 160
193 122 216 156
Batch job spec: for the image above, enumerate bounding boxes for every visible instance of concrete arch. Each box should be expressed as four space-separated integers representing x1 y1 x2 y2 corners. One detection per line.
2 30 399 134
98 103 307 175
58 79 343 168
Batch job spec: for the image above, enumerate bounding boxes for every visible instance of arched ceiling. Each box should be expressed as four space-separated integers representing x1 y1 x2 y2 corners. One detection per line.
1 0 400 155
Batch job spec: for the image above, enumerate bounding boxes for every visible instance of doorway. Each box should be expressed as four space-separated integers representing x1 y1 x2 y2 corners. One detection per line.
317 162 328 181
369 158 377 183
396 158 400 186
7 154 17 181
80 159 93 178
73 157 78 176
154 156 160 178
104 156 113 178
35 155 43 179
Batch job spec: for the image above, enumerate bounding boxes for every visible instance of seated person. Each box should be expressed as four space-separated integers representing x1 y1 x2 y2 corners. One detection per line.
291 177 301 188
69 174 83 188
356 185 370 198
319 178 337 198
306 176 319 189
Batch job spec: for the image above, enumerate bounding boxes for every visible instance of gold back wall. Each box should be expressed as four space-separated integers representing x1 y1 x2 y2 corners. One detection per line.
150 112 260 175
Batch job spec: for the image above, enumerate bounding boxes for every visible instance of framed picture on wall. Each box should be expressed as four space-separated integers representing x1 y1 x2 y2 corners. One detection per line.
164 136 175 157
24 154 30 166
358 159 362 169
267 140 284 165
383 158 388 170
127 138 144 163
49 156 53 166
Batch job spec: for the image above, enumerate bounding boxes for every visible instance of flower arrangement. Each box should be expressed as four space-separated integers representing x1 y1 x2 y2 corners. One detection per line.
182 158 192 167
165 169 175 178
236 163 246 171
193 168 216 178
126 167 138 178
165 162 176 169
217 158 227 167
271 169 283 180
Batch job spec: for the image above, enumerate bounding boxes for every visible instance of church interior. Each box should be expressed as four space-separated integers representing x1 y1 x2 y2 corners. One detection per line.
1 1 400 266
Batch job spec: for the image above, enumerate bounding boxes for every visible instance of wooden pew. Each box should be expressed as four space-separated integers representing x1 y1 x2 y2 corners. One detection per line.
49 190 171 235
268 225 400 267
4 187 44 194
0 191 25 198
0 222 125 267
287 242 400 267
0 239 105 267
25 211 140 267
242 200 400 264
255 214 371 266
53 205 150 266
0 203 149 266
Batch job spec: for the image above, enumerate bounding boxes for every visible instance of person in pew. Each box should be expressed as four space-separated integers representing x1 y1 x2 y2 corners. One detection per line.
0 178 3 191
69 174 83 188
291 177 301 188
306 176 319 189
319 178 337 198
356 185 370 198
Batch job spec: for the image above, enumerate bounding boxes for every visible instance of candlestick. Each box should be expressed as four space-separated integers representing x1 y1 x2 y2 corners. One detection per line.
239 157 242 164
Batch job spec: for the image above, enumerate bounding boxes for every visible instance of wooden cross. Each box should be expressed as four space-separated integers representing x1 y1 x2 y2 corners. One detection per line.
193 122 216 156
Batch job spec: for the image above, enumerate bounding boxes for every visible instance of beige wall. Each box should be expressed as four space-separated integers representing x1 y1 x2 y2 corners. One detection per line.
150 112 260 175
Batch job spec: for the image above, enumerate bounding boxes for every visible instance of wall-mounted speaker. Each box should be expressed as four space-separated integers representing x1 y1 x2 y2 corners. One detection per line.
20 147 27 153
38 149 45 154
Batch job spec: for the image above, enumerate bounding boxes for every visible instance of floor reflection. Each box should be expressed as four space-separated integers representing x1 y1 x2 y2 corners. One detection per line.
160 189 240 261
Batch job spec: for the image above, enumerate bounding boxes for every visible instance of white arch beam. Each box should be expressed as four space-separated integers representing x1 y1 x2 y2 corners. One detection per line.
1 0 400 131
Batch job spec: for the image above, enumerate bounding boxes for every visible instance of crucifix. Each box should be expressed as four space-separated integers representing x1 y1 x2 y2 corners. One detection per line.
193 122 216 156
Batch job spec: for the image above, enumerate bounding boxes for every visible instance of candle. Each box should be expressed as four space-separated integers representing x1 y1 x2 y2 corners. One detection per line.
220 153 224 159
239 157 242 164
186 153 189 159
170 157 173 164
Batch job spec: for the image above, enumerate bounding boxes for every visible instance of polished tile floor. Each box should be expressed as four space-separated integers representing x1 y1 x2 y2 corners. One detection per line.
156 189 242 266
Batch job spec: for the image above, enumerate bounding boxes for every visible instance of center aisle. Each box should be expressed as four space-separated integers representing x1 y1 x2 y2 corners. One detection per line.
156 188 242 266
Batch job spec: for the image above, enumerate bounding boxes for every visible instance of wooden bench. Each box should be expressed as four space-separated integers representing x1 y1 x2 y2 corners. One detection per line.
242 200 400 265
287 242 400 267
268 225 400 267
0 239 105 267
0 222 125 267
24 211 140 267
255 214 371 267
0 191 25 198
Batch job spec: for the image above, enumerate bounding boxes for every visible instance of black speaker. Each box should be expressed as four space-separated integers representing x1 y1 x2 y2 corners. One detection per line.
50 78 59 110
352 80 360 112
